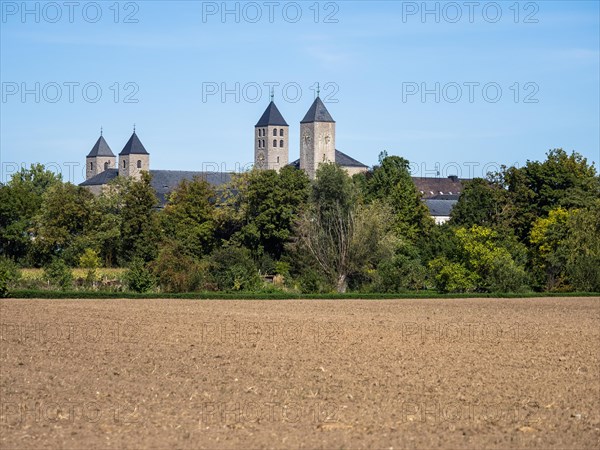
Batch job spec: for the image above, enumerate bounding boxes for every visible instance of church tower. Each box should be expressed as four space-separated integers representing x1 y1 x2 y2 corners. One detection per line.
299 94 335 179
254 98 289 171
86 129 115 180
119 127 150 180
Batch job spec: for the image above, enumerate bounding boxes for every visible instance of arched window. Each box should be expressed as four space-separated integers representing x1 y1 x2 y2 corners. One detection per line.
279 129 283 137
273 128 277 136
258 140 261 148
273 140 277 147
123 160 126 168
137 160 142 169
280 140 284 147
90 162 93 171
104 161 109 170
277 156 280 163
262 140 265 147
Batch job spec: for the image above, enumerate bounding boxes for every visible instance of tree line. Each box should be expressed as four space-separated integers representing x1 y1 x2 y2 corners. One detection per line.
1 149 598 296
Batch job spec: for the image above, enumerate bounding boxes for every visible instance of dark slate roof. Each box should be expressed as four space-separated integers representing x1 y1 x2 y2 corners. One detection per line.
289 149 367 169
79 170 233 206
150 170 232 205
300 97 335 123
86 135 115 157
424 199 458 217
119 132 149 155
255 101 288 127
79 169 119 186
413 177 464 199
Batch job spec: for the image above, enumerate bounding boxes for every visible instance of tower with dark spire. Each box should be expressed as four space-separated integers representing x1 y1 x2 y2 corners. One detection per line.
254 95 289 171
86 129 115 180
119 126 150 180
299 91 336 179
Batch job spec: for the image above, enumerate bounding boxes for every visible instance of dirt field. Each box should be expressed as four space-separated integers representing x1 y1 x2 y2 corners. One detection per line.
1 298 598 449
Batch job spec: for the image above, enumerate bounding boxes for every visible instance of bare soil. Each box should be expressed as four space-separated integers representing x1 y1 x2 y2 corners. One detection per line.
1 297 599 449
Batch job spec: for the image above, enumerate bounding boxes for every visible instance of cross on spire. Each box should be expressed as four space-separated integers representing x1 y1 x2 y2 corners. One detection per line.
316 82 320 98
100 126 103 136
133 123 136 133
270 87 274 102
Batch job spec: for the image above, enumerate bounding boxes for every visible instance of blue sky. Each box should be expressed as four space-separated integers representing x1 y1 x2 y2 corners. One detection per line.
1 0 599 184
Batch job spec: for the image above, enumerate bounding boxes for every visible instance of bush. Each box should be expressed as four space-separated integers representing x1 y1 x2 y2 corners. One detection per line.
125 258 156 293
150 243 206 293
43 259 73 290
374 255 427 292
79 248 100 288
429 257 478 293
0 257 21 297
208 246 261 291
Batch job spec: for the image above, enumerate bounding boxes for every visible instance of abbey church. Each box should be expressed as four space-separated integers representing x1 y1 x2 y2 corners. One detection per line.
80 97 463 222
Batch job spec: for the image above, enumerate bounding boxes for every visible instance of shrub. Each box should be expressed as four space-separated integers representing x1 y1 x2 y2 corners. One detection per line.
208 246 261 291
125 258 156 293
43 259 73 290
0 257 21 297
374 255 427 292
150 243 206 293
79 248 100 288
429 257 478 293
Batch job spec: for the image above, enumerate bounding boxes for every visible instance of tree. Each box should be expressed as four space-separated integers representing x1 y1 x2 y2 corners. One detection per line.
208 246 261 291
0 164 61 264
220 167 310 261
295 164 396 292
33 182 94 265
361 152 433 239
161 177 217 259
450 178 506 228
79 248 100 288
0 257 21 297
43 258 73 290
150 242 206 293
125 258 156 293
564 200 600 292
429 257 477 293
119 172 160 263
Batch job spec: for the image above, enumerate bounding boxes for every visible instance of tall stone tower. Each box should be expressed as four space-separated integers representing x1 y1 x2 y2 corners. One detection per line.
86 130 115 180
254 100 289 171
118 128 150 180
300 96 335 179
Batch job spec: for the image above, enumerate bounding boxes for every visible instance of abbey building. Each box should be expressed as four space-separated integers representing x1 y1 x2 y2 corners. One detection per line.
80 96 462 222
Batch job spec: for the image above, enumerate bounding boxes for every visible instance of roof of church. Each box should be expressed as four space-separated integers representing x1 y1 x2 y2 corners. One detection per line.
289 149 368 169
300 97 335 123
413 177 464 199
79 169 233 206
87 135 114 158
424 199 458 217
255 101 288 127
119 132 149 155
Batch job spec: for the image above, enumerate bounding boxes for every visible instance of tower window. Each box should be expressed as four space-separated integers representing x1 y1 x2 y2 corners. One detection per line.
137 160 142 169
104 161 109 170
123 160 126 168
280 140 284 147
273 128 277 136
90 162 93 171
258 140 261 148
279 129 283 137
262 139 265 147
277 156 280 163
273 140 277 147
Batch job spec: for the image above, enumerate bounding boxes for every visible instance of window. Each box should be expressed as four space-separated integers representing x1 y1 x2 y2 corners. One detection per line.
273 140 277 147
258 140 261 148
137 160 142 169
123 160 126 168
262 139 265 148
104 161 109 170
280 140 284 147
279 129 284 137
277 156 280 163
273 128 277 136
90 162 93 170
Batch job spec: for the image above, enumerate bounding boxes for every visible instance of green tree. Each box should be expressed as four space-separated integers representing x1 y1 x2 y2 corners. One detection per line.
79 248 100 288
161 177 216 259
450 178 506 228
119 172 160 263
0 164 62 264
125 258 156 293
43 258 73 290
564 201 600 292
361 152 433 239
429 257 477 293
33 182 94 265
208 246 261 291
0 257 21 297
150 241 206 293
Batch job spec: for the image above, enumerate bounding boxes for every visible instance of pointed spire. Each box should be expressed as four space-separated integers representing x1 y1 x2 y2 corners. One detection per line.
255 101 288 127
87 133 114 157
119 130 149 155
300 96 335 123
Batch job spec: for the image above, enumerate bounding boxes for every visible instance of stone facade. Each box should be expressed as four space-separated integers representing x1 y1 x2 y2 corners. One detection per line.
86 156 115 180
254 125 289 171
299 121 336 180
118 154 150 180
